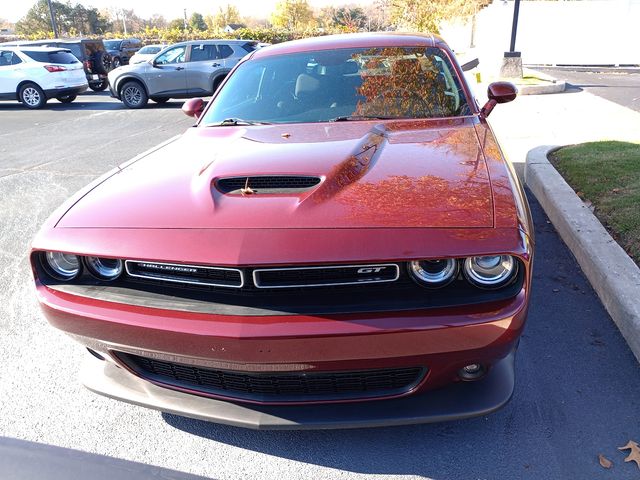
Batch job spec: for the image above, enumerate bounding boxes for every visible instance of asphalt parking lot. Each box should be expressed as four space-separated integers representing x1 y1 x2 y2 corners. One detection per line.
1 91 640 480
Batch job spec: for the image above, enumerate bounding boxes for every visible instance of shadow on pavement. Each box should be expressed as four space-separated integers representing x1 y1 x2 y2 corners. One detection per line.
161 192 640 479
0 437 213 480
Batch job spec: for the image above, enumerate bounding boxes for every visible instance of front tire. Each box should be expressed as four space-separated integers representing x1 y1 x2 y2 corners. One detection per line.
19 83 46 109
120 81 148 109
112 57 121 69
89 80 108 92
56 94 77 104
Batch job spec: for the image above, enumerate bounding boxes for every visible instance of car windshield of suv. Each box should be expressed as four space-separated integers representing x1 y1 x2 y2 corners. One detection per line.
202 46 470 125
138 45 162 55
103 40 122 50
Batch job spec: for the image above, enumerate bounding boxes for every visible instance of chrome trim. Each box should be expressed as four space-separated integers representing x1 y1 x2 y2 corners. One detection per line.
124 260 244 288
252 263 400 289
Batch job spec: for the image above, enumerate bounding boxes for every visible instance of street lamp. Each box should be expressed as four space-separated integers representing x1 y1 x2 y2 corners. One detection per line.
500 0 523 79
46 0 59 38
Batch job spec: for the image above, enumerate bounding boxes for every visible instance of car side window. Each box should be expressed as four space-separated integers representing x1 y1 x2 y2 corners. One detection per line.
218 45 234 59
0 51 15 67
11 53 22 65
190 44 218 62
155 46 186 65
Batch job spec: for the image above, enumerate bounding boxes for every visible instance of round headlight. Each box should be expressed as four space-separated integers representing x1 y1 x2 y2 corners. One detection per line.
44 251 81 280
85 257 123 281
409 258 458 288
463 255 517 288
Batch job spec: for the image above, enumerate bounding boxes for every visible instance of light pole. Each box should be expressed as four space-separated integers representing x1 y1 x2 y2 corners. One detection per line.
46 0 59 37
500 0 523 78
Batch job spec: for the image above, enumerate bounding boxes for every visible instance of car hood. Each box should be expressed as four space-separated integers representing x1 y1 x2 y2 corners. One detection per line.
57 117 495 229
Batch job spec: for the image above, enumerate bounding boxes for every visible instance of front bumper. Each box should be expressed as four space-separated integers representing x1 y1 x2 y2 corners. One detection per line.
83 350 516 430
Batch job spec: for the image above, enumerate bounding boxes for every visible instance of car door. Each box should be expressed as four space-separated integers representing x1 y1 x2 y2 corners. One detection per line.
0 50 24 97
144 44 188 96
184 43 224 96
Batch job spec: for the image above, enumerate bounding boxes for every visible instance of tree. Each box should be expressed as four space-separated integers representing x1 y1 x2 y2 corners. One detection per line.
390 0 491 33
271 0 315 30
146 14 167 29
206 4 241 30
332 7 367 30
168 18 185 30
16 0 108 35
189 12 206 31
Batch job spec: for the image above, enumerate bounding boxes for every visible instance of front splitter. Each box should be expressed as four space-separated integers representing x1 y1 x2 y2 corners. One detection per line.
81 352 515 430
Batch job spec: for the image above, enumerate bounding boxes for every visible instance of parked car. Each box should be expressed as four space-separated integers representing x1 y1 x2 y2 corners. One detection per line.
0 46 87 108
1 38 112 91
128 44 166 64
107 39 259 108
31 33 532 429
103 38 142 68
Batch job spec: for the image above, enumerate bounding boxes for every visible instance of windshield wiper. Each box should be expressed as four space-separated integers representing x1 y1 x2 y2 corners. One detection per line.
330 115 397 122
209 118 272 126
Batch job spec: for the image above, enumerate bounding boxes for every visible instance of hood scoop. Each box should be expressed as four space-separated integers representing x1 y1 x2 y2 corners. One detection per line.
215 175 321 195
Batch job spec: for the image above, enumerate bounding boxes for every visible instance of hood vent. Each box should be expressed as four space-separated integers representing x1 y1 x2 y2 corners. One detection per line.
215 175 321 195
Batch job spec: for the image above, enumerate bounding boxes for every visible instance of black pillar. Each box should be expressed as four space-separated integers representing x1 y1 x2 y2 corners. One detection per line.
509 0 521 52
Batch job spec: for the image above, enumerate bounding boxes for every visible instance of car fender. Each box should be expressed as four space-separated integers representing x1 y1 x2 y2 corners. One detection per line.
15 79 44 97
113 73 149 96
210 70 231 92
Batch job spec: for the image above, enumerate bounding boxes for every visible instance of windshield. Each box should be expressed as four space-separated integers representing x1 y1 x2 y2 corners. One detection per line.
201 46 470 126
103 40 122 50
138 45 162 54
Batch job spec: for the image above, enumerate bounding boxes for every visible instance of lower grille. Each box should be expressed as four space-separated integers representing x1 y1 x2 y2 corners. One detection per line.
117 352 426 403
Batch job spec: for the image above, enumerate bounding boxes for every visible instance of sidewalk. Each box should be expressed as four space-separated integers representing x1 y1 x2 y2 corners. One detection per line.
471 82 640 173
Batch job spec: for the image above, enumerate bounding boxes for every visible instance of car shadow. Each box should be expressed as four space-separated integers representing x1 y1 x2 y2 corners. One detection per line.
0 99 185 112
0 437 213 480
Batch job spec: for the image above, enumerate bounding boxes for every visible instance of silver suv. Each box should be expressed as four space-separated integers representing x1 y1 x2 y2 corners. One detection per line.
107 40 258 108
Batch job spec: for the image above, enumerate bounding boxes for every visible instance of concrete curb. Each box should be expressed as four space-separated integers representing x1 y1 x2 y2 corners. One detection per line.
518 80 566 95
525 146 640 363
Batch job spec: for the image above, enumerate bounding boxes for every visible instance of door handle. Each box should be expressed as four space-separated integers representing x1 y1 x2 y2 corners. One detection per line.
175 66 185 71
211 63 221 67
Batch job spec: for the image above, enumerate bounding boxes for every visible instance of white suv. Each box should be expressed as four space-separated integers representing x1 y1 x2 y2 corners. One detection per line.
0 46 88 109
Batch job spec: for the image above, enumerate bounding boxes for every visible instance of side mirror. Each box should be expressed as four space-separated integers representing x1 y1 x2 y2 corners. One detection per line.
481 81 517 117
182 98 205 119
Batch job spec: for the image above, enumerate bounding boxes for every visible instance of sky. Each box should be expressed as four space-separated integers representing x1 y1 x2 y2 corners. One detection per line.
4 0 363 22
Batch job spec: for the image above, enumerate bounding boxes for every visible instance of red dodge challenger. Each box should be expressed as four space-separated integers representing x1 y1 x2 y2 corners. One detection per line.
31 33 533 429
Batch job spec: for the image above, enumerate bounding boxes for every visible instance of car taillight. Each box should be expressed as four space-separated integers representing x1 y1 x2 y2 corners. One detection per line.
44 65 66 72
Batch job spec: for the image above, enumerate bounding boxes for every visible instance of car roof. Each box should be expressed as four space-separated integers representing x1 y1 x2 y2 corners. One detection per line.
170 39 255 47
2 45 71 53
252 32 445 59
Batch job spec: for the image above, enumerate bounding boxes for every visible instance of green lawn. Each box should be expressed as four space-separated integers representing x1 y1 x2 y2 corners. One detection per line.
550 141 640 263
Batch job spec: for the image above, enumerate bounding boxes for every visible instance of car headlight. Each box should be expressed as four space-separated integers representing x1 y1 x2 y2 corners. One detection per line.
463 255 517 288
44 251 81 280
84 257 123 281
409 259 458 288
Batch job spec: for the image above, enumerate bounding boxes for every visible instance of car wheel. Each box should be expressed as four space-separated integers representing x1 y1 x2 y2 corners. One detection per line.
121 81 148 109
56 95 77 104
112 57 121 68
19 83 47 109
150 97 170 104
89 80 108 92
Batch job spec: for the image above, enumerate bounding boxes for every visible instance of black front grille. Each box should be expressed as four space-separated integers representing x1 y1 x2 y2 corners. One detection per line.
117 352 425 403
125 261 243 288
216 175 321 194
254 264 399 288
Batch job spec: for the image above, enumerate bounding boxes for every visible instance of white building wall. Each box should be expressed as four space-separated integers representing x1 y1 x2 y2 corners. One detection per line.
440 0 640 67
